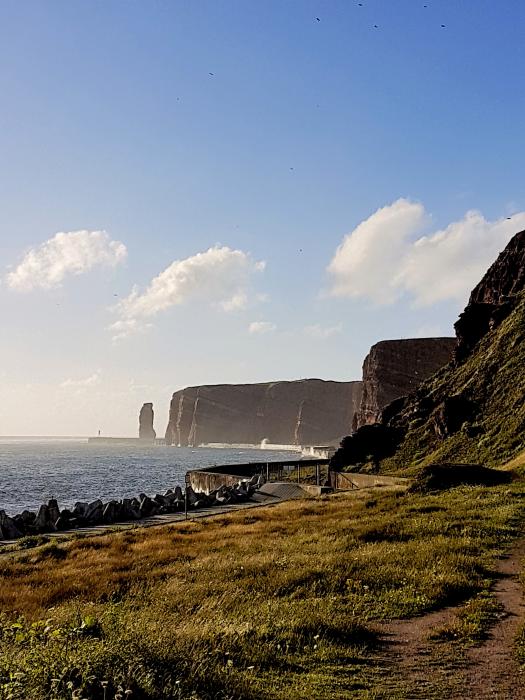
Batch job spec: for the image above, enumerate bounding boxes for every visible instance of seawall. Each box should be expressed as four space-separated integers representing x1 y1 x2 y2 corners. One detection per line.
331 471 409 490
202 442 302 452
187 458 330 495
87 437 167 445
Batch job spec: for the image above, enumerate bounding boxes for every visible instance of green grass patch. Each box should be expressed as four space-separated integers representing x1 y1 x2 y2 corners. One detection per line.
429 590 502 645
0 479 524 699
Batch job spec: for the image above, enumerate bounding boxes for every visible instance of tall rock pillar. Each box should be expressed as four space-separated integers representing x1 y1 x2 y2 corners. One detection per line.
139 403 156 440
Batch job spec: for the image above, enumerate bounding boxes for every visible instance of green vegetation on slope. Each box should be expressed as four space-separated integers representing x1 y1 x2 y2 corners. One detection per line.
384 291 525 473
1 479 524 700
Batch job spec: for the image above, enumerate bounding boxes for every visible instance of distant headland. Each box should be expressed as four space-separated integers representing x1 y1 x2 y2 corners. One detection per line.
89 340 456 449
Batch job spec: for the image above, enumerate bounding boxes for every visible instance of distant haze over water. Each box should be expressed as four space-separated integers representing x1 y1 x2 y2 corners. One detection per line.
0 439 299 515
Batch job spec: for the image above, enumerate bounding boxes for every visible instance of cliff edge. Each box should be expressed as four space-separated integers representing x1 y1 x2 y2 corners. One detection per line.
332 229 525 472
354 338 456 429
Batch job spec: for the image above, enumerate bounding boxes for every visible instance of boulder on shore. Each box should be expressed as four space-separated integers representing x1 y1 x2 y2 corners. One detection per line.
34 504 56 533
0 510 23 540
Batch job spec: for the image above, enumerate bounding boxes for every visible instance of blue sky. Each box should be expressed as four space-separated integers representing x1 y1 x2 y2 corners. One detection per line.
1 0 524 435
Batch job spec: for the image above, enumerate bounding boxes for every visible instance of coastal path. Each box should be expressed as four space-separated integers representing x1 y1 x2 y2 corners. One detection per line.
372 538 525 698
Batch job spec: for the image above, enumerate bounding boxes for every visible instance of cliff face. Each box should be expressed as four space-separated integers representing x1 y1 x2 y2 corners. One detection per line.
353 338 457 429
455 229 525 361
332 229 525 472
139 403 156 440
165 379 363 447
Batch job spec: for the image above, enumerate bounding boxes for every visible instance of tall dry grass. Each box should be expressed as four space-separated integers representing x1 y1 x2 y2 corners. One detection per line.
1 481 524 699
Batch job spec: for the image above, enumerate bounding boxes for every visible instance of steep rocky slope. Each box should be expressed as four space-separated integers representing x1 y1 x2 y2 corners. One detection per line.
455 228 525 361
333 229 525 472
354 338 456 428
165 379 363 447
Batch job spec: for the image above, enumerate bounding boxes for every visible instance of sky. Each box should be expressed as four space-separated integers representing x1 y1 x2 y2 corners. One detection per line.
1 0 524 436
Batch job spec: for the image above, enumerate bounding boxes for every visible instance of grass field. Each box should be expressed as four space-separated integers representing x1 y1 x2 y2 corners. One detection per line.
1 469 524 700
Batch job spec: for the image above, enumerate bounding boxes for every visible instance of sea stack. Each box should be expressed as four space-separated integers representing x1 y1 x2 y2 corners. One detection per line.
139 403 156 440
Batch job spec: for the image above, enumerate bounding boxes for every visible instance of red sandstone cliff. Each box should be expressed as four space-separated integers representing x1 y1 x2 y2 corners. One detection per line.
353 338 456 429
165 379 363 447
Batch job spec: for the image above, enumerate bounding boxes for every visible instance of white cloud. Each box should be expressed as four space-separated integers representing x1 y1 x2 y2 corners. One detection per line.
60 372 101 389
327 199 525 307
7 230 127 291
413 323 444 338
395 210 525 306
220 291 248 312
109 318 153 343
327 199 426 304
112 246 265 339
303 323 343 339
248 321 276 334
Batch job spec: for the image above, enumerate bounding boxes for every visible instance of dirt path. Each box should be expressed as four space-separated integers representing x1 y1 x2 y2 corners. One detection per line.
371 539 525 699
461 539 525 698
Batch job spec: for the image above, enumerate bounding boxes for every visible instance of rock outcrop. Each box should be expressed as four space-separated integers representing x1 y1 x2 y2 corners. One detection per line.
353 338 457 429
139 402 156 440
332 229 525 471
454 229 525 362
165 379 363 447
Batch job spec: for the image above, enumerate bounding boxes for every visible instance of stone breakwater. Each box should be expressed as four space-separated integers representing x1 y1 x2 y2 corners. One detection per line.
0 473 265 542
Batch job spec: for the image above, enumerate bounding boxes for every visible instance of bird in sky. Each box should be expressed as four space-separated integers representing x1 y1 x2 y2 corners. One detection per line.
209 72 214 76
316 17 320 22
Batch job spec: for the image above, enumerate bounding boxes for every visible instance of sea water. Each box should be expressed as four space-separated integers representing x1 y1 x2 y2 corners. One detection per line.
0 438 300 515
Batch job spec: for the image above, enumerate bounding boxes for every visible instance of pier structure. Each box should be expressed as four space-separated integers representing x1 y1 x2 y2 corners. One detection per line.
87 437 166 445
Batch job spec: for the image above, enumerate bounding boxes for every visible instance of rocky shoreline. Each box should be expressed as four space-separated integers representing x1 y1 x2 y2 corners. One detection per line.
0 473 265 541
